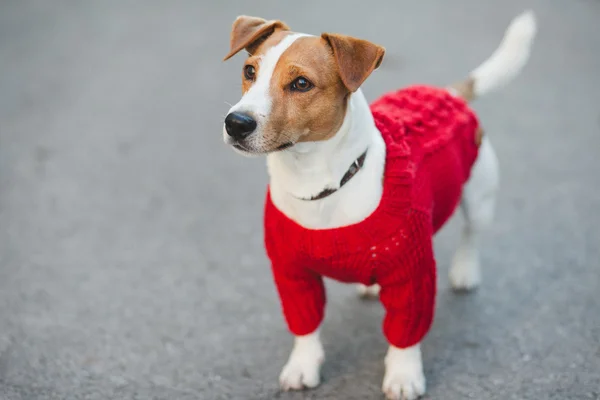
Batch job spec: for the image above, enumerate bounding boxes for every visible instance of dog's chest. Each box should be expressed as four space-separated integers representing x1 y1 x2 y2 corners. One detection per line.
273 175 382 229
268 139 386 230
269 223 414 286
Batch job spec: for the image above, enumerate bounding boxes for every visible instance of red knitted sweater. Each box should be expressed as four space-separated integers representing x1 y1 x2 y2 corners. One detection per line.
264 85 480 348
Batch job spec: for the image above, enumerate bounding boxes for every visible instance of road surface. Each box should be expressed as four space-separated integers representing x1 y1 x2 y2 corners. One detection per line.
1 1 599 399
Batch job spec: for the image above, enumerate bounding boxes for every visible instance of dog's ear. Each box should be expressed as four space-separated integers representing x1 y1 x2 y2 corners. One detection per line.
321 33 385 92
223 16 290 61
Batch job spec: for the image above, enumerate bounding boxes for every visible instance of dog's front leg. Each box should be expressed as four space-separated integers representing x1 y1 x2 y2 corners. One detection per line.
379 284 432 400
378 219 436 400
380 283 430 400
270 265 326 391
279 329 324 390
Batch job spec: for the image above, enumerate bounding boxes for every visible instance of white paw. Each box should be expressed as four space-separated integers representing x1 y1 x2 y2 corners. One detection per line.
449 247 481 291
279 333 324 391
382 371 426 400
279 352 323 390
356 283 381 298
383 345 426 400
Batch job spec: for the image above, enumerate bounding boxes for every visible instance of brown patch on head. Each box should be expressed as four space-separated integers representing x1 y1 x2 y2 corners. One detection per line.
258 35 385 149
263 36 351 146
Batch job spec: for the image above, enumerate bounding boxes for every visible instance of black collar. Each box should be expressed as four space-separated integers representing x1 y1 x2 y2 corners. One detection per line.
299 149 368 201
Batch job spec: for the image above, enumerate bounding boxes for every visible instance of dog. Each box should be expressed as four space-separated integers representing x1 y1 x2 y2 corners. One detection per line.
221 11 536 400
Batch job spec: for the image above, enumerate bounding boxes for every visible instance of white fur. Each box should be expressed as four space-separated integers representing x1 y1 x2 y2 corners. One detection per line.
450 138 499 290
471 10 537 96
225 10 535 399
279 330 324 390
382 345 426 400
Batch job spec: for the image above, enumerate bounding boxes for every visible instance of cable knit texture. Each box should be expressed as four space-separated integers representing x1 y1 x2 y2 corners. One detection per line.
264 85 480 348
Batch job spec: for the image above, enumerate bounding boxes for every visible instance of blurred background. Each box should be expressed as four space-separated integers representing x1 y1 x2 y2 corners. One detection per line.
1 1 599 399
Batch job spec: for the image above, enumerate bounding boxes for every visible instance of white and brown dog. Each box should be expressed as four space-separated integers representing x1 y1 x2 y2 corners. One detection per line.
221 11 536 400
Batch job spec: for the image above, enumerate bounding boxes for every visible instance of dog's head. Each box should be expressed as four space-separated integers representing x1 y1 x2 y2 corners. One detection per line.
222 16 385 155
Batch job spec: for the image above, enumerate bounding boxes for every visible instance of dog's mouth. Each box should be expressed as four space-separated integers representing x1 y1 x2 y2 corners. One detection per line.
275 142 294 151
232 143 250 152
231 141 295 154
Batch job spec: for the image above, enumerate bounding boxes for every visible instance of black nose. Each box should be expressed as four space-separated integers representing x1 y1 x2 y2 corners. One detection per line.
225 112 257 140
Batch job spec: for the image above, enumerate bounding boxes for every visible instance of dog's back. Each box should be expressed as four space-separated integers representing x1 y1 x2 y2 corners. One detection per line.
370 84 480 232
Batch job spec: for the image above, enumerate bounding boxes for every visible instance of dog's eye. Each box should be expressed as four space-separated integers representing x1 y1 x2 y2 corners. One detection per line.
244 65 256 81
290 77 314 92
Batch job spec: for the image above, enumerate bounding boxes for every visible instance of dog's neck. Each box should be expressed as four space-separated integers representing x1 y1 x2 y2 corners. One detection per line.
267 89 386 229
267 89 377 199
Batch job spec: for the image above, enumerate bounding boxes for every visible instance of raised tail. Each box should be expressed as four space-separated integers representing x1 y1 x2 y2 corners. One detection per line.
449 10 537 102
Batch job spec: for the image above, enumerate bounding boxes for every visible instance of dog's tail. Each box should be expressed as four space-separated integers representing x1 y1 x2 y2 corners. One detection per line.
449 10 537 102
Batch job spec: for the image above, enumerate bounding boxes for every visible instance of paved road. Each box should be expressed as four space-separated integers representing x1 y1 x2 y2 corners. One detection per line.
1 1 599 399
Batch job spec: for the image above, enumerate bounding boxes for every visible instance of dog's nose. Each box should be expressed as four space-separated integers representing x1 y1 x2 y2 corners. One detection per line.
224 112 257 140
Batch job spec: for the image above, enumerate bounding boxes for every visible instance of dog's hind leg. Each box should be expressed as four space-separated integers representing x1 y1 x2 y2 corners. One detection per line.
449 137 499 291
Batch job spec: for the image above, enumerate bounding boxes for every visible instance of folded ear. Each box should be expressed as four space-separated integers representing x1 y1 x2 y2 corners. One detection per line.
223 16 290 61
321 33 385 92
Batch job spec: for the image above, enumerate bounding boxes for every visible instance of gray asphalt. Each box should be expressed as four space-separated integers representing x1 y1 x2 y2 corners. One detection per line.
1 1 599 399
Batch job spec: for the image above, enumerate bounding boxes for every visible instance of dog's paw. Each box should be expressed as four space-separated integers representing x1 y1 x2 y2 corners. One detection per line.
383 345 425 400
449 247 481 291
279 335 324 391
382 371 426 400
356 283 381 299
279 354 323 390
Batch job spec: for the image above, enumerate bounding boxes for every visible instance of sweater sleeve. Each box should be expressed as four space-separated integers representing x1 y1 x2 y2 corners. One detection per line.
264 192 326 337
377 209 437 348
270 260 326 337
